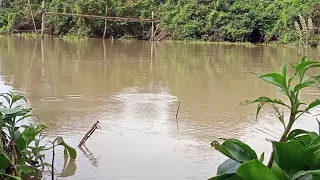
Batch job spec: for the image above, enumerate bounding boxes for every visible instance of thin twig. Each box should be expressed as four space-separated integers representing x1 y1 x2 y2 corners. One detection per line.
78 121 100 147
52 143 55 180
175 101 181 130
316 118 320 134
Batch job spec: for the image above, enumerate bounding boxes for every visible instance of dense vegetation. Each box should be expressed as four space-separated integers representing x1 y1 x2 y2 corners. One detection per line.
0 0 320 43
210 57 320 180
0 92 76 179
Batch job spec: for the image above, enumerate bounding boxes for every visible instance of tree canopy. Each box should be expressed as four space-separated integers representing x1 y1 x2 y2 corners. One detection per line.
0 0 319 43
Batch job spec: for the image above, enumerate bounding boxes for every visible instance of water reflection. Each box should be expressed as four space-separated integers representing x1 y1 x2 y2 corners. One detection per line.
0 36 319 179
79 145 99 167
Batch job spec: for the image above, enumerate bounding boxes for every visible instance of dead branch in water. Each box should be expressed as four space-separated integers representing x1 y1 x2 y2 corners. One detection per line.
175 101 180 121
175 101 180 130
78 121 100 147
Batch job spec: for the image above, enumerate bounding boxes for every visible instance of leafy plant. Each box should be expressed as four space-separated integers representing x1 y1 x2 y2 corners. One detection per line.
209 57 320 180
0 91 77 179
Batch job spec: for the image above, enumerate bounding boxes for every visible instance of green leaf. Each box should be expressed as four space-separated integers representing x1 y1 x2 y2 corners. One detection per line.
295 61 318 76
272 161 289 180
55 136 77 160
212 139 257 163
0 154 10 170
236 160 280 180
304 99 320 113
300 139 320 169
287 129 318 142
301 56 307 63
217 159 241 175
292 170 320 180
294 78 318 93
259 73 287 91
0 108 24 115
282 64 288 80
272 141 306 178
16 124 46 151
260 152 265 162
241 96 289 108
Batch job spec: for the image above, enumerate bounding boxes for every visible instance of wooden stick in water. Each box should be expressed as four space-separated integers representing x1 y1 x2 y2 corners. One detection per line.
78 121 100 147
176 101 180 130
175 101 180 121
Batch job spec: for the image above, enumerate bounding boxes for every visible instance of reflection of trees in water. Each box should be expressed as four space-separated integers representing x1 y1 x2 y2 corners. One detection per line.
0 36 319 140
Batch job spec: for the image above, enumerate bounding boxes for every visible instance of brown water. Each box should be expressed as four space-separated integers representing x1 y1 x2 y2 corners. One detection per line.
0 36 319 180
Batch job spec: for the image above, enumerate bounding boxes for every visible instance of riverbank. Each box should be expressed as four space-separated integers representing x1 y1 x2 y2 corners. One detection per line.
2 33 306 49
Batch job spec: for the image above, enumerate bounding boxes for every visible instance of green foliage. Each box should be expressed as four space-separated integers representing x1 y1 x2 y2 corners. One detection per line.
0 91 77 179
1 0 319 42
210 57 320 179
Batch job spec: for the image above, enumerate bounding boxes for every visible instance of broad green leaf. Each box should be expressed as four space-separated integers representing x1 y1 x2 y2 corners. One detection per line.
272 161 289 180
295 135 317 146
259 73 287 91
55 136 77 160
0 154 10 170
16 124 46 151
212 139 257 163
295 61 318 76
294 79 318 93
0 108 25 115
286 129 318 141
0 147 11 170
212 140 234 161
227 139 257 160
304 99 320 113
236 160 279 180
300 139 320 169
292 170 320 180
217 159 241 175
272 141 306 178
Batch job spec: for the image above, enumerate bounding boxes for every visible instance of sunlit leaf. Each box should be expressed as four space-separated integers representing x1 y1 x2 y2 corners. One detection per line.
304 99 320 113
212 139 257 163
295 61 317 76
236 160 279 180
259 73 287 91
294 78 318 93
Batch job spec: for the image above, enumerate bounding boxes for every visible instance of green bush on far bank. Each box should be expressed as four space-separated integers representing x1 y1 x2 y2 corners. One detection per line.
0 0 319 44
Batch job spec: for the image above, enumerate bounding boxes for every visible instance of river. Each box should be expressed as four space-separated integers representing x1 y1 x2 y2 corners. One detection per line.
0 36 319 180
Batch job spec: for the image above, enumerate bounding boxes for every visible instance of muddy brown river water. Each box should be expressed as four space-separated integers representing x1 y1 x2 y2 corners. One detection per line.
0 36 319 179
